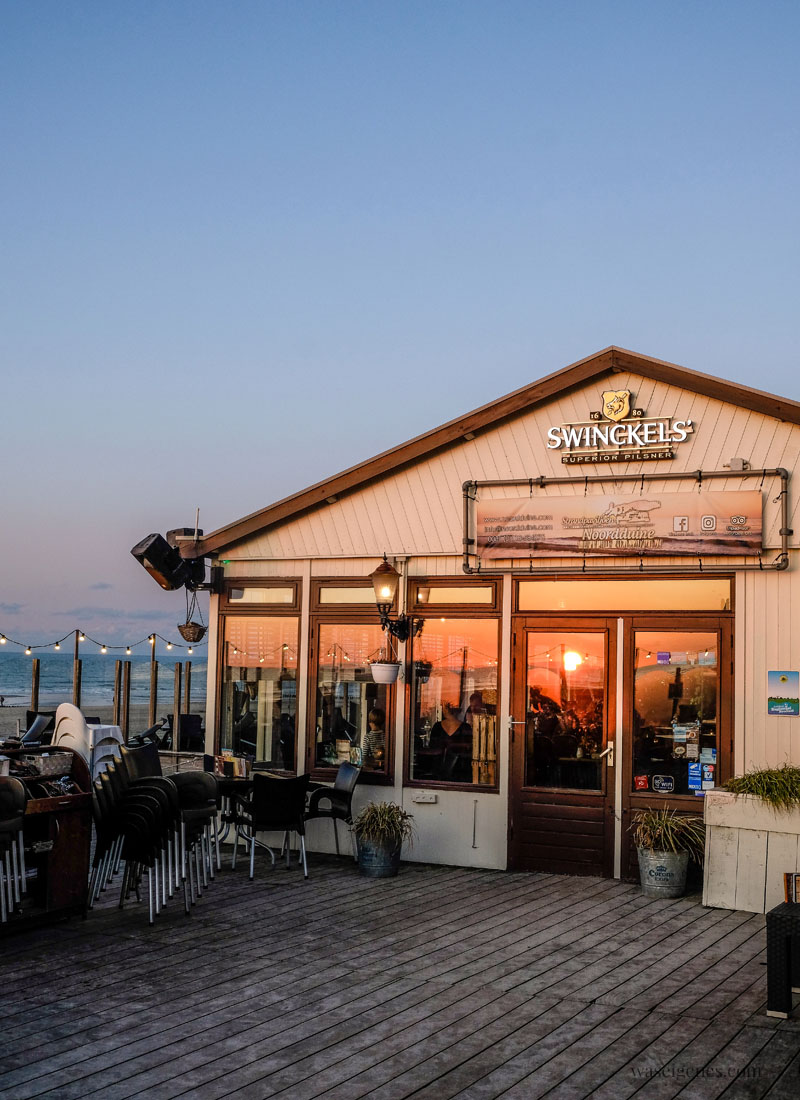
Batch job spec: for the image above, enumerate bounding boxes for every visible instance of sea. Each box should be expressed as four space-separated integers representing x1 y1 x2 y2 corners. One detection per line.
0 651 207 707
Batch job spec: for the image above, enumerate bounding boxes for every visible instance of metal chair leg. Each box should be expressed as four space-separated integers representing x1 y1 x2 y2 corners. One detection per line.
333 818 340 857
300 835 308 879
18 832 26 894
0 860 8 923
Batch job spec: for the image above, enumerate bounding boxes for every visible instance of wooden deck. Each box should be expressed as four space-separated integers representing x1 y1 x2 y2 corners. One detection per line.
0 853 798 1098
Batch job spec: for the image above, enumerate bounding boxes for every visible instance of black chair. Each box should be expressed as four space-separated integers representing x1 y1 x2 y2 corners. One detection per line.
305 763 361 858
234 773 311 880
0 777 28 922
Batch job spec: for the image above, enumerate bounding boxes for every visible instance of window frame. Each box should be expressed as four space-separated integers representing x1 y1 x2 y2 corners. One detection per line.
306 612 396 786
404 608 502 794
216 591 302 771
221 579 301 612
410 577 501 615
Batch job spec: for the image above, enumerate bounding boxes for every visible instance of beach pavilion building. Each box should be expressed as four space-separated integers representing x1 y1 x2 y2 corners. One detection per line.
182 347 800 879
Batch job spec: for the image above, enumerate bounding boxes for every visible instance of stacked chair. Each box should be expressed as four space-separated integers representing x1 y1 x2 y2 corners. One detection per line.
89 744 218 925
0 777 28 924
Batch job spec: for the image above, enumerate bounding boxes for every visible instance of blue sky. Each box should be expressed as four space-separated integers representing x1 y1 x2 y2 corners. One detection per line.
1 1 799 646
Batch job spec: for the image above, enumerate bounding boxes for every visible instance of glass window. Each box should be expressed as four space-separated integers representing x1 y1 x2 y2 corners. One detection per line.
524 632 606 790
228 587 295 604
314 623 390 772
518 578 730 612
220 617 298 767
416 586 495 605
410 618 498 786
318 587 376 604
632 632 718 797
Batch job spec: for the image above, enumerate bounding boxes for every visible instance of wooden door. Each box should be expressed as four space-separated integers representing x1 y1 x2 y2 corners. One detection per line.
509 618 617 876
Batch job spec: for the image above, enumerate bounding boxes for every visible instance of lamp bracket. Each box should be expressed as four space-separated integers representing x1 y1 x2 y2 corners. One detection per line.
379 611 423 643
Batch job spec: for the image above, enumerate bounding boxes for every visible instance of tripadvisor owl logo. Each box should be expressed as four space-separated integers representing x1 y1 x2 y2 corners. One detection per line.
545 389 694 464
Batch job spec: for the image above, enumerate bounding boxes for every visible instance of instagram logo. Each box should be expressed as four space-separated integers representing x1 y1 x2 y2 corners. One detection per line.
701 515 717 532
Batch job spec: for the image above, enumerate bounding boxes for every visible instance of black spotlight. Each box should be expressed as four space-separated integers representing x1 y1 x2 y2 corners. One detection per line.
131 533 189 591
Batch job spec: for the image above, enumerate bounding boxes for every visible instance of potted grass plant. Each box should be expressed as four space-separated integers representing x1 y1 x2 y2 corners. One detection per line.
704 765 800 913
631 808 705 899
352 801 414 878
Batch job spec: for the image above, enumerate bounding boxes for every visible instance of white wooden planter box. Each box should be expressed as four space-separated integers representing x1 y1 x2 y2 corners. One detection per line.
703 789 800 913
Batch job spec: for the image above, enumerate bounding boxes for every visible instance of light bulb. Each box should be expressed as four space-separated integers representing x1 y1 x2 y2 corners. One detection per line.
563 651 583 672
25 646 32 655
187 647 193 654
79 633 86 642
54 643 60 651
126 647 131 655
166 642 173 650
0 636 5 643
101 646 107 654
149 635 155 645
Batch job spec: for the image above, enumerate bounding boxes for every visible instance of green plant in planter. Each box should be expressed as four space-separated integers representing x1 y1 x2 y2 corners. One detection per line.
724 765 800 810
632 808 706 860
631 808 705 899
352 801 414 878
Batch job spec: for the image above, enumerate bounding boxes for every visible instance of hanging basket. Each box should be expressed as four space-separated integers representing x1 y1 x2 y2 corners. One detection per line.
413 660 433 684
370 661 400 684
178 622 207 643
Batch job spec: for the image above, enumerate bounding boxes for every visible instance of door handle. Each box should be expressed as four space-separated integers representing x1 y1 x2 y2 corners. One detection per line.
508 718 526 726
597 744 614 767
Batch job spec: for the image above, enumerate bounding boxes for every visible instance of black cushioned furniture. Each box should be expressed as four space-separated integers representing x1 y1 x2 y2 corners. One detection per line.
766 902 800 1018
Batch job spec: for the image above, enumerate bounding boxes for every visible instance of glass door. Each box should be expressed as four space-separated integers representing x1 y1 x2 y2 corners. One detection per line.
510 618 616 876
620 616 732 877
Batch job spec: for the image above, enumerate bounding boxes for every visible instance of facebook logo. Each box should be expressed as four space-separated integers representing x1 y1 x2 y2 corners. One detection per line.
673 516 689 533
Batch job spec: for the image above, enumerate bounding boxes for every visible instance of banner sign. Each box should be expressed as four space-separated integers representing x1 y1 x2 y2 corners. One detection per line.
476 490 762 558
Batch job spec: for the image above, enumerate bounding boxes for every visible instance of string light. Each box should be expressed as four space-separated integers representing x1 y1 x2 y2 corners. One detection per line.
0 627 207 655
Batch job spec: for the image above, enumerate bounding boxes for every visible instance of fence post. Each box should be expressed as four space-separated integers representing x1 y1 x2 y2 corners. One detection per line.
72 629 82 707
30 658 40 713
173 662 182 749
148 636 158 727
122 660 131 741
183 661 192 714
113 660 122 725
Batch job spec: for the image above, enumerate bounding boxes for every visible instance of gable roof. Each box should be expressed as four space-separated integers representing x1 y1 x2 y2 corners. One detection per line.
191 345 800 557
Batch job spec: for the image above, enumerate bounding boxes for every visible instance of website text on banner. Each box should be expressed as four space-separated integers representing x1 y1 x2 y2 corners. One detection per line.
476 491 762 559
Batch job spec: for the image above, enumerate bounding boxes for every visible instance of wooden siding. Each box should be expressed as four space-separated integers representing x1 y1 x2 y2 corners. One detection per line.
222 370 800 564
735 568 800 773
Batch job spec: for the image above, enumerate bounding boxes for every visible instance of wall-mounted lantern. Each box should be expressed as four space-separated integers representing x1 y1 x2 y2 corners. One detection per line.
369 556 423 643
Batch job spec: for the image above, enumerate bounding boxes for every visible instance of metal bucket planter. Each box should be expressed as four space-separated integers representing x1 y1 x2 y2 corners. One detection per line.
357 838 402 878
637 849 690 899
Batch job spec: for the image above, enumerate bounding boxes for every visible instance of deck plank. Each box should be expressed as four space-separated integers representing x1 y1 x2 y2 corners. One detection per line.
0 853 795 1100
